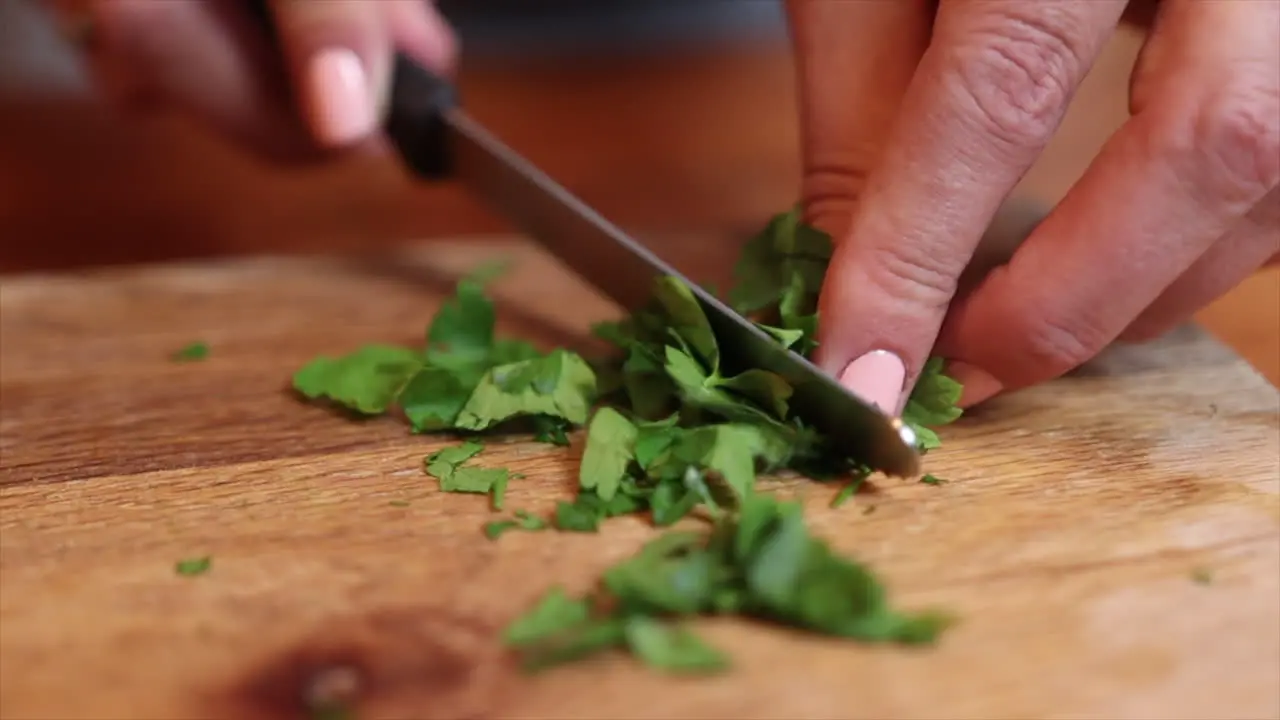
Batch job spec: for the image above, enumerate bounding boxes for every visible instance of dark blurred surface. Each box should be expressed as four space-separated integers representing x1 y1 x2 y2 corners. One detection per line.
436 0 786 54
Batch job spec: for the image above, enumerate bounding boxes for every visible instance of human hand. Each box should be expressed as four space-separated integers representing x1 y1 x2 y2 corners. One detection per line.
60 0 457 159
787 0 1279 413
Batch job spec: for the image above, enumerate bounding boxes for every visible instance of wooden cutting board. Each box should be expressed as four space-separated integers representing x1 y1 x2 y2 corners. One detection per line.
2 239 1277 720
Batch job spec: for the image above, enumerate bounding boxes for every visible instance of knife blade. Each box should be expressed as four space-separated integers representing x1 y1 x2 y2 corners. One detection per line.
433 106 921 477
242 3 920 477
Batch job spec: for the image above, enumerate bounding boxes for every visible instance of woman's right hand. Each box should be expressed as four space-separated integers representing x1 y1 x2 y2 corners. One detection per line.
60 0 458 160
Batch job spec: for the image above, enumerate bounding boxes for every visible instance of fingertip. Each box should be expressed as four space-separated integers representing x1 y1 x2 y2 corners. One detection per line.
306 46 376 146
267 0 389 148
837 350 908 416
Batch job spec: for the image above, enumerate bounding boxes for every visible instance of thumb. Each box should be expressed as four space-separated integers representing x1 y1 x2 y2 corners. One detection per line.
787 0 930 412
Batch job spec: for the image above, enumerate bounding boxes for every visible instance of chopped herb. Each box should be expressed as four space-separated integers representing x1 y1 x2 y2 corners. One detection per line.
424 441 512 507
292 267 598 433
290 211 969 674
388 499 411 508
579 407 638 502
920 474 948 486
902 358 964 452
486 509 550 540
862 504 877 515
1191 567 1213 585
623 617 729 673
829 468 870 507
830 481 859 508
484 520 519 539
532 415 573 446
170 341 209 362
504 493 951 673
294 344 423 415
175 556 212 576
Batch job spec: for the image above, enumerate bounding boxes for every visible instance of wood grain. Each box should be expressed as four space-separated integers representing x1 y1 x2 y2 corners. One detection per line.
2 240 1277 720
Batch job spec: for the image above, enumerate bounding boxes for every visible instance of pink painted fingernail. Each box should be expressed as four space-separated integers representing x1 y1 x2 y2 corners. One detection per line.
839 350 906 415
946 361 1003 407
306 48 375 146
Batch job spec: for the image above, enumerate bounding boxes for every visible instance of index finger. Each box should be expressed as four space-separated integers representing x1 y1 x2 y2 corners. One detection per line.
814 0 1125 398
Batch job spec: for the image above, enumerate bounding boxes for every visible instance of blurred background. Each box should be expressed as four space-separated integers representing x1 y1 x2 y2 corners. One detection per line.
0 0 1275 380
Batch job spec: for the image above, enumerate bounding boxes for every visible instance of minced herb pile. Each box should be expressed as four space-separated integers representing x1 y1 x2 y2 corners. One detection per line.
290 208 964 674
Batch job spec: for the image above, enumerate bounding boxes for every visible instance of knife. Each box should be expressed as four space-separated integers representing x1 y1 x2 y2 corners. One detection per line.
244 3 921 478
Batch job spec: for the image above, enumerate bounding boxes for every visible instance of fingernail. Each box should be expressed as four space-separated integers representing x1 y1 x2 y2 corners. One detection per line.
306 48 375 146
838 350 906 415
946 361 1003 407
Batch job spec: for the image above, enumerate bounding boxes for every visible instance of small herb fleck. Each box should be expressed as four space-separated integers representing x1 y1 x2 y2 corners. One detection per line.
170 341 209 362
862 504 877 515
831 469 870 508
920 474 948 486
1191 567 1213 585
175 556 212 576
485 509 549 539
388 499 411 508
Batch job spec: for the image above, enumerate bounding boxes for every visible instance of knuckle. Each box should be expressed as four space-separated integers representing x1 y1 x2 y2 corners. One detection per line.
801 159 872 239
1015 308 1111 379
944 11 1084 148
1188 78 1280 199
863 239 957 315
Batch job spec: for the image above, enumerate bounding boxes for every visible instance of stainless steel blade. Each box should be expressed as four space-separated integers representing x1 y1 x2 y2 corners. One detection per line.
444 109 921 477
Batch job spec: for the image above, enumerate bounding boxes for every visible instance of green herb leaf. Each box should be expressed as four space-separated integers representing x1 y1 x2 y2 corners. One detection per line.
504 587 592 646
579 408 638 502
920 473 947 486
902 358 964 451
485 510 549 540
170 341 210 363
426 277 496 363
454 350 597 431
293 344 423 415
424 440 485 478
399 365 477 432
424 441 510 501
532 415 573 446
653 276 719 370
623 617 729 674
712 369 793 418
554 499 603 533
175 556 212 576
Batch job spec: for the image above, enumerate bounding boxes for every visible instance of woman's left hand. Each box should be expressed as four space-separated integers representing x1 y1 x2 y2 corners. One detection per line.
789 0 1279 413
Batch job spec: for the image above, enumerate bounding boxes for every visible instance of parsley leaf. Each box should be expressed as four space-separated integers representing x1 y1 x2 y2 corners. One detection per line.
170 341 209 362
424 441 511 503
579 408 638 502
454 350 597 431
902 358 965 451
293 344 423 415
175 556 212 576
426 276 496 364
485 510 548 539
623 617 729 673
504 492 951 674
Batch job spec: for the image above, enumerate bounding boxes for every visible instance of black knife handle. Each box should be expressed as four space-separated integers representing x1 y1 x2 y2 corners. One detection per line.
243 0 457 179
